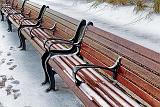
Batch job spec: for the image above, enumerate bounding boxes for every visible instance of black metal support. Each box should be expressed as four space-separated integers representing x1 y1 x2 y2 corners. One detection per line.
20 32 26 50
16 5 49 50
40 20 95 92
41 51 50 85
1 11 4 21
45 55 57 92
29 22 56 40
5 0 29 32
7 17 12 32
20 0 28 14
41 53 57 92
73 57 122 86
17 26 23 48
17 26 26 50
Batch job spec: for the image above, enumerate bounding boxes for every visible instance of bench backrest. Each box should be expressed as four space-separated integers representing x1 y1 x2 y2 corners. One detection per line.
6 0 27 11
11 0 20 9
12 0 27 12
80 25 160 106
22 1 43 19
40 8 80 40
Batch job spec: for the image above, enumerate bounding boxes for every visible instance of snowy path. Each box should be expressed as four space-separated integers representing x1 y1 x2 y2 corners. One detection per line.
31 0 160 53
0 21 82 107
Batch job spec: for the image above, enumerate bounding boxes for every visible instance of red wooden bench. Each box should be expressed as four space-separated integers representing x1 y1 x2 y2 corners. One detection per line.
6 1 49 49
1 0 20 22
4 2 159 107
43 22 160 107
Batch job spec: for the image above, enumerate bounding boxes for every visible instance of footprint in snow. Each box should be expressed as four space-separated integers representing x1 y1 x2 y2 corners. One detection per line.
0 58 6 65
0 102 4 107
14 92 21 99
8 76 15 80
9 65 17 70
11 80 20 84
12 89 20 93
2 35 5 38
7 61 13 65
9 47 16 51
0 75 6 78
0 79 5 88
5 85 13 95
9 59 14 61
9 47 14 50
0 51 3 55
7 59 14 65
7 52 11 56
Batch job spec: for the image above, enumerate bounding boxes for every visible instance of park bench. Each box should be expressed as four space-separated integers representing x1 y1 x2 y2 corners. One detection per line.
6 1 47 32
1 0 20 22
40 24 160 107
5 1 49 49
18 7 82 52
16 4 160 107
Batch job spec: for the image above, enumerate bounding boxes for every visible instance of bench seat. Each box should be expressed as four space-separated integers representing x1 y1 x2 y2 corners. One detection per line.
9 14 35 28
48 44 142 107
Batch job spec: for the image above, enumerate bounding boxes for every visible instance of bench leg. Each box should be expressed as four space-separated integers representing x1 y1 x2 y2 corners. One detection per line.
7 18 12 32
45 62 56 92
18 27 23 48
41 52 50 85
42 54 57 92
1 11 4 21
20 34 26 50
17 27 26 50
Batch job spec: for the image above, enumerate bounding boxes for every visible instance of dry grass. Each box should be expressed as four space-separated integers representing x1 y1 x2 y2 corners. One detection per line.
153 0 160 13
134 0 148 12
108 0 130 5
93 0 160 13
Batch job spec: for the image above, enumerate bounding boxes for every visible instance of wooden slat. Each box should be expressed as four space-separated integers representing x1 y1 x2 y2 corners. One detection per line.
81 43 160 100
88 26 160 65
83 35 160 89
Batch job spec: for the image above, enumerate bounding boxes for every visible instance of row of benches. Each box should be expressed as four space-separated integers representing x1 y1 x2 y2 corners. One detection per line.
1 0 160 106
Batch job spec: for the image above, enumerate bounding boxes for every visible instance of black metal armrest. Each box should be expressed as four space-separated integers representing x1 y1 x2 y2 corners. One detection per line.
20 17 37 22
49 40 74 45
72 56 122 86
41 22 56 31
30 25 42 39
47 38 72 41
30 23 56 39
19 23 39 29
19 17 41 27
22 17 43 26
23 10 31 16
47 38 72 43
12 12 21 15
7 12 21 17
43 39 75 51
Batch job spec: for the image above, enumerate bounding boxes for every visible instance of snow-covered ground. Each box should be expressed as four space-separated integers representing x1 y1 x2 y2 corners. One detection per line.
31 0 160 53
0 0 159 106
0 21 82 107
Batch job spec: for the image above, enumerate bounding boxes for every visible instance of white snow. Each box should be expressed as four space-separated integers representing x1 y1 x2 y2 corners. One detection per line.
1 0 160 106
31 0 160 53
0 21 83 107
